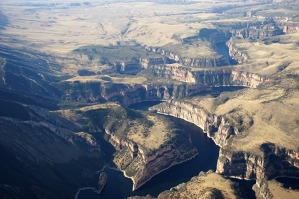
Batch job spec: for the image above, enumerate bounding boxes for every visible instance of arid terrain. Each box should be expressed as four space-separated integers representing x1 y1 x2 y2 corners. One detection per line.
0 0 298 199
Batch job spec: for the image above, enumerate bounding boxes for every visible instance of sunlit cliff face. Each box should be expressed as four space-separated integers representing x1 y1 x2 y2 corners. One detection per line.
1 0 299 199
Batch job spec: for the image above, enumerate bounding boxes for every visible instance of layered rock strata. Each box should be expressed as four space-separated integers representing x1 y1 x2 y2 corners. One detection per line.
217 144 299 180
60 68 268 105
151 99 299 199
143 45 227 67
60 81 210 105
148 65 196 83
150 100 235 147
148 65 268 87
227 38 248 63
109 133 197 190
61 104 198 191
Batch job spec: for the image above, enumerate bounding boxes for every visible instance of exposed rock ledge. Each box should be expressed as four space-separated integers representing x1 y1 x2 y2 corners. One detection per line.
143 45 227 67
60 67 268 105
150 100 235 147
227 38 248 64
106 128 197 190
218 144 299 199
150 100 299 198
148 65 268 88
58 104 198 191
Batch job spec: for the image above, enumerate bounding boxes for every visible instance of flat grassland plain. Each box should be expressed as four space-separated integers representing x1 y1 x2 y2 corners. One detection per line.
0 0 299 198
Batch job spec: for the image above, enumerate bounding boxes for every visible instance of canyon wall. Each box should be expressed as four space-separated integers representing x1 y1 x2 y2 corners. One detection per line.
148 65 268 87
150 100 236 147
227 38 248 63
218 144 299 199
105 125 197 190
60 68 268 106
59 81 211 105
112 57 171 74
148 65 196 83
230 22 284 40
143 45 227 67
151 99 299 199
217 143 299 181
278 22 299 34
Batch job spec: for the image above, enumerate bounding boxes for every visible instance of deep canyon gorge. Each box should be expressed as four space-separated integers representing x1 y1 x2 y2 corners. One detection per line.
0 0 299 199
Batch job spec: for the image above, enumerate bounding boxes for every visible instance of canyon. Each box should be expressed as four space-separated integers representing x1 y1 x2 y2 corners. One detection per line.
0 0 299 199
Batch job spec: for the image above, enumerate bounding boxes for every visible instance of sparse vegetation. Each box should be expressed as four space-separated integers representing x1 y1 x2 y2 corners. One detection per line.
1 0 299 198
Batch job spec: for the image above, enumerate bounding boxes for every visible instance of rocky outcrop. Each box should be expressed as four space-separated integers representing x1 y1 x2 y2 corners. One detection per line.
151 99 299 198
112 58 143 75
217 143 299 180
217 149 264 180
113 84 197 105
132 142 197 190
143 45 227 67
218 143 299 198
112 57 172 74
230 21 284 40
278 22 299 34
147 65 268 87
71 104 199 192
150 100 236 147
178 56 227 68
192 69 232 86
193 69 268 87
227 38 248 63
231 70 268 87
105 126 197 190
60 81 211 105
148 65 196 83
140 57 172 69
61 68 268 105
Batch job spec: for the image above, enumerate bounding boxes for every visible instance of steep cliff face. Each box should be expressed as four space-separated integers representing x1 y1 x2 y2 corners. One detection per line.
279 22 299 34
112 57 171 74
140 57 172 69
69 104 198 191
148 65 196 83
192 69 232 86
106 123 197 190
227 38 248 64
150 100 236 147
143 45 227 67
60 81 210 105
60 68 268 105
194 69 269 88
151 98 299 198
230 21 284 40
146 65 268 88
178 56 227 68
217 143 299 178
110 84 198 105
218 143 299 198
119 140 197 190
217 149 264 180
231 70 269 87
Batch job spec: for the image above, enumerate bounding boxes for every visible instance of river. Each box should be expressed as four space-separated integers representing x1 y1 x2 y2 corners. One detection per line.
76 86 255 199
215 41 237 65
76 101 219 199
